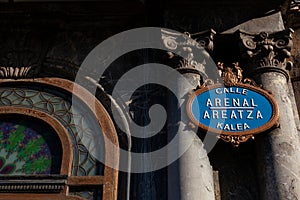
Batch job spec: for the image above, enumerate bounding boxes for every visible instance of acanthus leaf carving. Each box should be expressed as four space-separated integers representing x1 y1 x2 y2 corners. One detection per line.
161 29 215 79
0 50 40 79
0 66 35 79
238 28 294 72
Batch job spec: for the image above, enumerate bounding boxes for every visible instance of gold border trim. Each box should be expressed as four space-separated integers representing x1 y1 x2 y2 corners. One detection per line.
186 83 279 137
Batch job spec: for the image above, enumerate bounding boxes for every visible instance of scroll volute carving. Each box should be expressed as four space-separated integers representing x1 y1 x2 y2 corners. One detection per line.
161 29 216 79
238 29 294 71
189 29 216 53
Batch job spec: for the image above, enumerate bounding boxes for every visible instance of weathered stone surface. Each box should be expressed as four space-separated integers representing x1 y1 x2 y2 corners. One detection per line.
164 29 215 200
223 12 285 34
255 72 300 200
239 29 300 200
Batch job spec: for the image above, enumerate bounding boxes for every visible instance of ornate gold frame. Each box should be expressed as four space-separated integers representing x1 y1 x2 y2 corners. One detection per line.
186 83 279 147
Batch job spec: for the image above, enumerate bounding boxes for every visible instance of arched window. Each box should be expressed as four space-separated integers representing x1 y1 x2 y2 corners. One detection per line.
0 78 119 200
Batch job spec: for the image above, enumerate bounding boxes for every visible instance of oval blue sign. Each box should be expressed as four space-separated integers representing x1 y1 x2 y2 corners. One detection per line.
187 84 279 135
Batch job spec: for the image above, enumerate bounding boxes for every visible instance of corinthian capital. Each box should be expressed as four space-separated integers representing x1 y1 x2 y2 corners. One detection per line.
161 29 215 78
238 29 294 75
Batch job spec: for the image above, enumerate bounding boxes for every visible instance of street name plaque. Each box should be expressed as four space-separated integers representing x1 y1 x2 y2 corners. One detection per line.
187 63 279 146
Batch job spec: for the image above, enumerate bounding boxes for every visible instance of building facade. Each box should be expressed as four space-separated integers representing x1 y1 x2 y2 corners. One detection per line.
0 0 300 200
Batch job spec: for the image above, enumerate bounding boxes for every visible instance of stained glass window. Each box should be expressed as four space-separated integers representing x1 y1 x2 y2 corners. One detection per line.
0 116 62 175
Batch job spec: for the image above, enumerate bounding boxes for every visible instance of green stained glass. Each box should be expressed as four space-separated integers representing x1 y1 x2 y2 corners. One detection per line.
0 117 62 175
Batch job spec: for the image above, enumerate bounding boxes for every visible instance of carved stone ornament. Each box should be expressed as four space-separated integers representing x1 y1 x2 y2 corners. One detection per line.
0 66 35 79
0 175 66 193
0 42 45 79
238 29 294 79
0 51 39 79
188 63 279 147
161 29 215 79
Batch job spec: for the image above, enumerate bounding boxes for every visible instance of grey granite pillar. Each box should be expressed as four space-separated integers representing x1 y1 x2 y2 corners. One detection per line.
239 29 300 200
163 29 216 200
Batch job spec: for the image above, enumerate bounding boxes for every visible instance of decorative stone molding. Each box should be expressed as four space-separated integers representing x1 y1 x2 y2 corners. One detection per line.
238 28 294 79
0 37 46 79
0 175 66 193
0 66 36 79
161 29 215 79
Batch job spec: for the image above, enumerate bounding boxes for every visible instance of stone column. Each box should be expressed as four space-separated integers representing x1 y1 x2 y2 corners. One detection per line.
163 29 216 200
239 29 300 200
